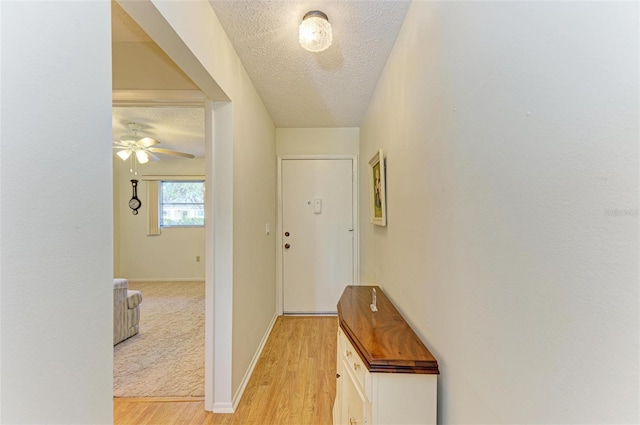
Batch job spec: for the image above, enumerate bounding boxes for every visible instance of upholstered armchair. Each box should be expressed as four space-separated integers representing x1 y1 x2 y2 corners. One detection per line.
113 278 142 345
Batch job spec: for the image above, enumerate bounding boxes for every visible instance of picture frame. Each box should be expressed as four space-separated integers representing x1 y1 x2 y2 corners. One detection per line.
368 149 387 226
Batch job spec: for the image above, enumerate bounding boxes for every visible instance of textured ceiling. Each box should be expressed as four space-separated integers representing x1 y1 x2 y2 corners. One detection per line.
111 0 409 153
209 0 410 128
112 107 205 158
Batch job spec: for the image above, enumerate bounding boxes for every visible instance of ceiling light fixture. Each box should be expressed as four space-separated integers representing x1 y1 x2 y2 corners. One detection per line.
299 10 332 52
135 150 150 164
113 122 195 174
116 149 132 161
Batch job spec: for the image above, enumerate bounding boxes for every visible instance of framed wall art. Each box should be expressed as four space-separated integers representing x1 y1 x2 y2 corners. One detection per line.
368 149 387 226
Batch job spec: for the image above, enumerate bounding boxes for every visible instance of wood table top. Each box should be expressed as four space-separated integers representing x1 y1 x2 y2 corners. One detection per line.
337 285 439 374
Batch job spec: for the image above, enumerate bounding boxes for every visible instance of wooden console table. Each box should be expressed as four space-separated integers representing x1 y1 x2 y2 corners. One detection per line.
333 285 439 424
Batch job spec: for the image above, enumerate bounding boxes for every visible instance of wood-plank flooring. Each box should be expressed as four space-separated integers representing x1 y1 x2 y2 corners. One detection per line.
114 316 337 425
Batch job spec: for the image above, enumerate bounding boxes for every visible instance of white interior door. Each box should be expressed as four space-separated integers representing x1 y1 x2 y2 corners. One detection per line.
282 159 353 313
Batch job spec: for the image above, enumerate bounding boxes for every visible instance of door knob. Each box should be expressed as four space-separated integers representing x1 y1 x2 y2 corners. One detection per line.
284 243 291 249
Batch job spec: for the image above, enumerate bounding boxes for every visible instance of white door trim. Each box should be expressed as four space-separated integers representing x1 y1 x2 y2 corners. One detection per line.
112 89 207 107
111 93 222 411
276 155 359 315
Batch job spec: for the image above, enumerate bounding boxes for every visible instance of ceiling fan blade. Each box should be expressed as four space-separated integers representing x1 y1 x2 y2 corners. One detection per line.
148 152 160 162
139 137 160 148
148 147 195 159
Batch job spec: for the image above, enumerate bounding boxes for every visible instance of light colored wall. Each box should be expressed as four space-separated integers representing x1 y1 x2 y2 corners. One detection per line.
0 2 113 424
112 41 198 90
360 2 638 424
127 0 278 405
114 158 205 281
276 127 359 156
230 96 276 399
114 156 122 278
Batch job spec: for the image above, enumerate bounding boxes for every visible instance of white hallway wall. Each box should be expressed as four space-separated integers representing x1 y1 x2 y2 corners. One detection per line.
276 127 359 156
0 2 113 424
360 1 638 424
114 158 206 281
117 0 278 407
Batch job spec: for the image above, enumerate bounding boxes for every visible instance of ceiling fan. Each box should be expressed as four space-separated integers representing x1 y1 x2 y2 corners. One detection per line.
113 122 195 167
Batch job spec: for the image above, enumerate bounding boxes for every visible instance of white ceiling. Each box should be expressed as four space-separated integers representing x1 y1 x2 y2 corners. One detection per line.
209 0 410 128
111 1 410 156
112 107 205 158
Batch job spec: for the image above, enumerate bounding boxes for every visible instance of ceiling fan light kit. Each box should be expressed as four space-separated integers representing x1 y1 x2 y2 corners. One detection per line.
135 150 150 164
299 10 332 52
116 149 132 161
113 122 195 174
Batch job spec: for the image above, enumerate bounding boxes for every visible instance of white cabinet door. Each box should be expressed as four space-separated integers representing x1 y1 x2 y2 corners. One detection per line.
343 357 366 425
334 330 343 424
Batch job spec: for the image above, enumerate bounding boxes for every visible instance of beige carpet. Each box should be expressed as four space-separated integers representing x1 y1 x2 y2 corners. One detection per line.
114 281 204 397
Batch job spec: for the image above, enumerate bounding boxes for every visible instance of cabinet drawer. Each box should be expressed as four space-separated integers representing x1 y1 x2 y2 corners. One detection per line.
339 328 369 393
343 359 366 425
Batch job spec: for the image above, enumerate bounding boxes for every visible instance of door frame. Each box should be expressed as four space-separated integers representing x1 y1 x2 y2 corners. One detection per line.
276 155 359 315
112 91 229 411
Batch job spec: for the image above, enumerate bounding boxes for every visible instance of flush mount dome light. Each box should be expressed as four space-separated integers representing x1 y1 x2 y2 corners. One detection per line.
299 10 332 52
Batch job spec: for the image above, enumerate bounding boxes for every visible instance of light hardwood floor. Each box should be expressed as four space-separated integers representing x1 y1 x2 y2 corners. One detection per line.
114 316 337 425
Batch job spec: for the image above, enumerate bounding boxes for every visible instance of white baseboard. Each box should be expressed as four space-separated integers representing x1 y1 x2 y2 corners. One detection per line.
212 402 234 414
126 278 205 282
231 313 279 411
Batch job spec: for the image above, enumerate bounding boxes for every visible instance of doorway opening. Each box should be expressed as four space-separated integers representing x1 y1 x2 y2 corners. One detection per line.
112 104 206 397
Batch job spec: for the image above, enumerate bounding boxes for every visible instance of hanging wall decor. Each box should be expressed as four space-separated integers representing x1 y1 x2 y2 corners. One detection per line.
368 149 387 226
129 179 141 215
